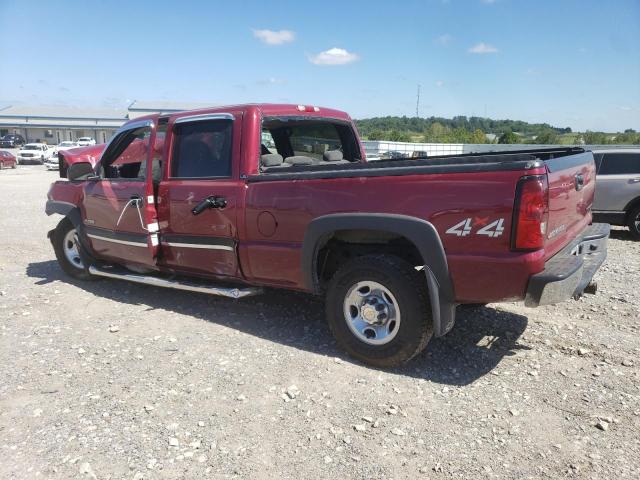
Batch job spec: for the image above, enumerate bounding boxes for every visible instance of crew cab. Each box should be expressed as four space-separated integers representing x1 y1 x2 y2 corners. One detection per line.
45 104 609 367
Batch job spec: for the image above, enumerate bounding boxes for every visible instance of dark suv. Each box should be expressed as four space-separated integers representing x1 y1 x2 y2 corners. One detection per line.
592 149 640 239
0 134 26 148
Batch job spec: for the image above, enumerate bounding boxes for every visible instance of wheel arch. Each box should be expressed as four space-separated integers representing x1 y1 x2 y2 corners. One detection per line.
45 200 83 229
302 213 457 337
624 196 640 221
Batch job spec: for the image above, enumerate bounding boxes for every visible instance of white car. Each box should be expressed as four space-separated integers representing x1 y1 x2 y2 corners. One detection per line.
17 143 52 164
44 156 59 171
77 137 96 146
57 141 79 151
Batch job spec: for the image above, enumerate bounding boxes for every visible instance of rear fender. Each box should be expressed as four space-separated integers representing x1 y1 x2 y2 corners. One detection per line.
302 213 457 337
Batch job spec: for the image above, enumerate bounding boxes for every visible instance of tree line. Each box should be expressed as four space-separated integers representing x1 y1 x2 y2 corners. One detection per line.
354 116 640 145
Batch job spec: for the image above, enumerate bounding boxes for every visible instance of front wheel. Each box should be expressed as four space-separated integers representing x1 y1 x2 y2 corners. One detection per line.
52 218 94 280
627 206 640 240
325 255 433 368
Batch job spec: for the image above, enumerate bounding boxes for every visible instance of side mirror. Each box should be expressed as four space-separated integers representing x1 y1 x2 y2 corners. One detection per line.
67 161 98 181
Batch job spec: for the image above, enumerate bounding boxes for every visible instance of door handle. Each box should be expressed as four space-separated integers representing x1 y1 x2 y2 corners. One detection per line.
192 196 227 215
129 195 142 207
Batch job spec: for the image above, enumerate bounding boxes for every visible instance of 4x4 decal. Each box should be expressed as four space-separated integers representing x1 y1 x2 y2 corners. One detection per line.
446 217 505 238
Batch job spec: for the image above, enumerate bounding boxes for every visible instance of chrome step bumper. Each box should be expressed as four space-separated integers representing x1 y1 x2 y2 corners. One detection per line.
88 266 262 299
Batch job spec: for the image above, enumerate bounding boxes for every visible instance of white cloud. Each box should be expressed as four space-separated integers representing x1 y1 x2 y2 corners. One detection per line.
252 29 295 45
435 80 444 88
308 48 359 66
435 34 452 46
468 42 499 54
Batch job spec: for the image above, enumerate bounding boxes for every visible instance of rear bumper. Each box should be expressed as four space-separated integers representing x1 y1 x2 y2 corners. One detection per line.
525 223 609 307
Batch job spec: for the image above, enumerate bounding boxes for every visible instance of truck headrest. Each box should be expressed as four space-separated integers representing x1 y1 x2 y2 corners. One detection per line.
323 150 343 162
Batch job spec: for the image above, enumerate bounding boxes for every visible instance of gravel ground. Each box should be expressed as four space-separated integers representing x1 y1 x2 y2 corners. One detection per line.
1 167 638 480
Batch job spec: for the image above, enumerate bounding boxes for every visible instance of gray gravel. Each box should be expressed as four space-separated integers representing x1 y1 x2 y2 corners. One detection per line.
1 167 639 479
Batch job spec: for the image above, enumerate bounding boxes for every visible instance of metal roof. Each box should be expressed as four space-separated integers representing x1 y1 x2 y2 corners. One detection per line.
128 100 216 112
0 104 127 120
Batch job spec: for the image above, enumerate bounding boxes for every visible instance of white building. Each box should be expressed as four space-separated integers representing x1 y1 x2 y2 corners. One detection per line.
0 100 214 144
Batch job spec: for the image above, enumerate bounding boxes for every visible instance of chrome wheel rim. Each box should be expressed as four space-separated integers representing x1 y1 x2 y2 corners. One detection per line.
63 228 83 269
635 212 640 231
343 281 401 345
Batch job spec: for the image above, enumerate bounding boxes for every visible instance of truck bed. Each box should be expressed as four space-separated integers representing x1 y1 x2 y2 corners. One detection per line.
252 147 587 181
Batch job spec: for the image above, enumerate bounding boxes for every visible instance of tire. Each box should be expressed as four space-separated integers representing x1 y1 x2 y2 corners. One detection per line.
52 218 94 280
325 254 433 368
627 206 640 240
11 161 16 169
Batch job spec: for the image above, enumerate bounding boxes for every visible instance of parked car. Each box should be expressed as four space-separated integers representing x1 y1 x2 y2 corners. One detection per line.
45 104 608 367
17 143 51 164
44 155 60 171
0 150 17 169
411 151 428 159
57 141 80 151
0 134 26 148
380 150 406 160
77 137 96 146
592 149 640 239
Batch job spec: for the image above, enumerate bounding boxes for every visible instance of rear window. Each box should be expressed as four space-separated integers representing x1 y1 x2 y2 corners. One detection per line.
598 153 640 175
260 119 361 169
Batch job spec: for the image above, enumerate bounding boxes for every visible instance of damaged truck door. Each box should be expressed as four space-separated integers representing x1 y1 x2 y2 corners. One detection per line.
80 119 160 268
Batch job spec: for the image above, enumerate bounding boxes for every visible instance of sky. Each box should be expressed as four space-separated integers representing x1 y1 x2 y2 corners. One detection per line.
0 0 639 132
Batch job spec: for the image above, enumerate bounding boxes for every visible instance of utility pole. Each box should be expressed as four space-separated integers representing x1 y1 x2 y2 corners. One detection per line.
415 84 421 117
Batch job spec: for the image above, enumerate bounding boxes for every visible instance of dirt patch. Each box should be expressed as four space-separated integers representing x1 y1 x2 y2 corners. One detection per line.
1 167 638 479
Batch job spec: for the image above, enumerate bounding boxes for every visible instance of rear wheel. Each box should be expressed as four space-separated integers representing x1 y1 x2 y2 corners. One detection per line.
325 255 433 368
52 218 94 280
627 206 640 240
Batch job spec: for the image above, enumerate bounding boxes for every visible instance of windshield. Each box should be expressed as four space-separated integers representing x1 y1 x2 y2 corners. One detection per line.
59 142 74 146
79 137 91 141
23 145 40 150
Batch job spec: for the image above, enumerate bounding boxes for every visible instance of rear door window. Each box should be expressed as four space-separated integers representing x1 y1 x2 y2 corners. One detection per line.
598 153 640 175
170 119 232 179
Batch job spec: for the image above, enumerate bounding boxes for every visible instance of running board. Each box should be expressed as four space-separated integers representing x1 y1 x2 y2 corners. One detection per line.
88 266 263 299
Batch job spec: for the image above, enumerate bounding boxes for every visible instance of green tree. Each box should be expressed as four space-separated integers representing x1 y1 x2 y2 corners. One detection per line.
388 130 411 142
469 128 487 144
367 130 385 141
583 131 608 145
535 129 558 144
498 130 519 144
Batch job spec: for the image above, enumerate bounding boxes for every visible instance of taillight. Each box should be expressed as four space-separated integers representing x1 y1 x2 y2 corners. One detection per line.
512 175 549 251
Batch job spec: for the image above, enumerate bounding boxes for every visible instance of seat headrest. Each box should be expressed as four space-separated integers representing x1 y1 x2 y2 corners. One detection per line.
261 153 284 167
323 150 343 162
286 156 313 165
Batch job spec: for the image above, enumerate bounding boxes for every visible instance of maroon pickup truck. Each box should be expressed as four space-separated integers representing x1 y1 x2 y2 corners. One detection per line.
46 104 609 367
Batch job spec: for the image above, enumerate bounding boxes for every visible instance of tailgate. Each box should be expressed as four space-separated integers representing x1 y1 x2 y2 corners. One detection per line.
544 151 596 259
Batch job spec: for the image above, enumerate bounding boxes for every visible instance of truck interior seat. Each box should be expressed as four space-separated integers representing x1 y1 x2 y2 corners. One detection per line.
285 156 314 166
261 153 284 167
